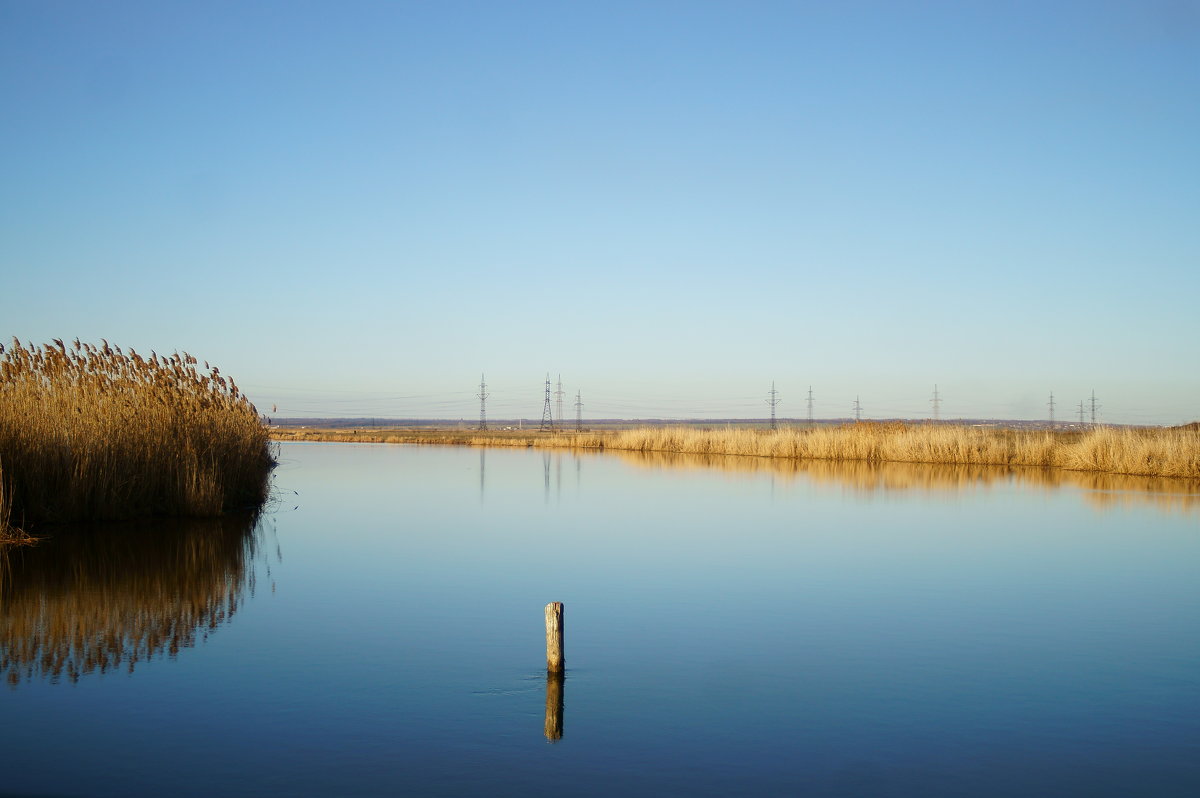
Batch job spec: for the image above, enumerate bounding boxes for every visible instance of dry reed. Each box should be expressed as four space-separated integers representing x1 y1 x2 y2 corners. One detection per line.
596 423 1200 477
272 422 1200 479
0 338 274 540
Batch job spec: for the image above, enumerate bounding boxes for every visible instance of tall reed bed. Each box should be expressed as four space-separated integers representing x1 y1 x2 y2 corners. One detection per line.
0 339 274 539
272 422 1200 479
0 462 16 542
595 423 1200 478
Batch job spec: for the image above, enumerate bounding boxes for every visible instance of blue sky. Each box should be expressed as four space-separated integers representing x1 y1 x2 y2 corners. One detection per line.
2 1 1197 423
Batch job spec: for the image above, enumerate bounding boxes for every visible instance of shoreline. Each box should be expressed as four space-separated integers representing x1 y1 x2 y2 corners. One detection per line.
270 423 1200 480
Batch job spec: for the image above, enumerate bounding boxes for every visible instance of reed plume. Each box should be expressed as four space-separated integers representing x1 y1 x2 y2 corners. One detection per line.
0 338 274 539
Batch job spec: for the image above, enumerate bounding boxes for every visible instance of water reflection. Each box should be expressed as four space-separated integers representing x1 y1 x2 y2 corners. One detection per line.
0 512 264 686
608 450 1200 515
544 672 564 742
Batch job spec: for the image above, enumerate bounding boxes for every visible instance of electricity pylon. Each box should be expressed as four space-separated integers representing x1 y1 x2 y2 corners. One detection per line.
540 374 554 432
476 374 489 431
554 375 565 428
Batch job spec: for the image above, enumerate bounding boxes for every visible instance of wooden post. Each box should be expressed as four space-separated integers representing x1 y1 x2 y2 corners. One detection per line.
545 601 564 673
544 672 564 741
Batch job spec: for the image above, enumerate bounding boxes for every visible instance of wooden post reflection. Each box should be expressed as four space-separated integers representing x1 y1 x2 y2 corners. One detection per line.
544 671 564 741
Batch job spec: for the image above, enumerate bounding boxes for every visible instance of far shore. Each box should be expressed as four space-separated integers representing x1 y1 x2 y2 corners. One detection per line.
269 422 1200 480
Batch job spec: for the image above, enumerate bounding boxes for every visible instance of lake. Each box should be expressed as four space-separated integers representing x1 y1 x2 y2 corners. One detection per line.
3 441 1199 797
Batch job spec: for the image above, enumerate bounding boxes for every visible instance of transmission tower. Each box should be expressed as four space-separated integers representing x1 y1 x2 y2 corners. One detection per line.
574 390 583 432
1047 391 1055 426
853 396 862 422
1089 389 1100 425
476 374 489 431
540 373 554 431
1077 400 1085 424
766 381 781 430
931 384 942 422
807 386 814 425
554 374 565 427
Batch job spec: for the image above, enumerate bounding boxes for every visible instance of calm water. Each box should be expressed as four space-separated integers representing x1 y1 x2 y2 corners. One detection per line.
3 442 1199 797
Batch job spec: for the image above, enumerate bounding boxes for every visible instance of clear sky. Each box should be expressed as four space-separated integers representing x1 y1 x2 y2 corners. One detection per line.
2 1 1197 424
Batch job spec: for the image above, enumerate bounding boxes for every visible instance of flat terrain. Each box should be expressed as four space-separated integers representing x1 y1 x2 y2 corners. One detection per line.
269 422 1200 479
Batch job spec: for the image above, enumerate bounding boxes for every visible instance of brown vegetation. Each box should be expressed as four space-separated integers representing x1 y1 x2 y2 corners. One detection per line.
271 421 1200 479
597 423 1200 478
0 339 274 542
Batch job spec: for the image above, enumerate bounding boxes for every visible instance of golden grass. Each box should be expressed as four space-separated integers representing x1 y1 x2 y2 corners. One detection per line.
599 423 1200 477
0 339 274 541
272 421 1200 479
0 466 10 539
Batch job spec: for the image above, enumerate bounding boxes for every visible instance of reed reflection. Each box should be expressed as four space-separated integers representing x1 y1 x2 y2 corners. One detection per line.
544 672 564 742
611 450 1200 516
0 512 263 686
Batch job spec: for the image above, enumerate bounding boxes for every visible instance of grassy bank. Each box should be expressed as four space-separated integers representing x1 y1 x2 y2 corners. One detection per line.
271 422 1200 479
0 339 275 541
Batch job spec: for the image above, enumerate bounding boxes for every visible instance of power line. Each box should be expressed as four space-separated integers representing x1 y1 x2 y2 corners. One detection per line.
467 387 486 426
554 374 565 427
766 381 781 430
1047 391 1055 425
1090 389 1100 425
574 390 583 432
540 373 554 432
853 395 862 422
931 384 942 422
807 386 814 425
1078 399 1085 424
